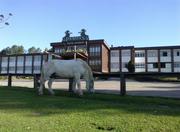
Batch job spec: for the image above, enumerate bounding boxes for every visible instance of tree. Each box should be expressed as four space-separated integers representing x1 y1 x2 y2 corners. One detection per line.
0 13 12 28
0 45 25 55
126 60 135 73
11 45 24 54
28 46 41 53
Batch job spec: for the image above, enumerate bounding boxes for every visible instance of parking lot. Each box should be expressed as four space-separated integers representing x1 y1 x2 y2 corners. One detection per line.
0 78 180 98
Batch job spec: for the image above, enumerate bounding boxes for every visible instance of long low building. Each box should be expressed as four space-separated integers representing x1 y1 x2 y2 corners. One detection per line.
0 53 48 75
110 45 180 73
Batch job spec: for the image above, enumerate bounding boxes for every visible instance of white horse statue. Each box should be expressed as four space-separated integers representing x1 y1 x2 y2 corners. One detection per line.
39 59 94 96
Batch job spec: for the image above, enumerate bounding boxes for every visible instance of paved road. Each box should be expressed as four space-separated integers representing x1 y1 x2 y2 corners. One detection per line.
0 79 180 98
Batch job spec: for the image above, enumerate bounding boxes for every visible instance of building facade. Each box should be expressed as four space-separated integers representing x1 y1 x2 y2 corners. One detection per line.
110 46 180 73
0 30 180 75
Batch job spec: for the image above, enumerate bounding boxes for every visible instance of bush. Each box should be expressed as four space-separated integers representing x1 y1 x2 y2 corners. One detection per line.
126 60 135 73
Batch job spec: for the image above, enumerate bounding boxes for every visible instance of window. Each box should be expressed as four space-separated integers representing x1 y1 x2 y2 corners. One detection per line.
9 66 15 71
177 51 180 56
1 67 7 72
34 55 41 62
174 62 180 68
26 56 32 61
160 63 166 68
59 48 65 54
111 62 119 69
34 66 40 70
2 57 8 63
148 50 157 57
17 56 24 62
111 50 119 57
122 63 128 68
54 48 60 53
89 46 100 56
121 50 131 57
9 57 15 62
162 52 167 57
135 63 145 68
135 52 145 57
17 66 23 71
25 66 32 71
89 59 101 66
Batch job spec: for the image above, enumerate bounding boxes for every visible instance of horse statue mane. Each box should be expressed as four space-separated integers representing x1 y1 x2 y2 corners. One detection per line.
39 58 94 96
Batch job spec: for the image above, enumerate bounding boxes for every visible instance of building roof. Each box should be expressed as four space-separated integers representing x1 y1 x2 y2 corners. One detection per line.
135 45 180 50
50 39 110 50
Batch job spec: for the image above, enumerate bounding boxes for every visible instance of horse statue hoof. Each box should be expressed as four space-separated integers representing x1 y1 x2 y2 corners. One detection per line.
38 93 43 96
50 92 55 96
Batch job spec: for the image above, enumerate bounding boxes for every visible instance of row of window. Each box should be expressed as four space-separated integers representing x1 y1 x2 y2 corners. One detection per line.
89 46 101 57
111 50 180 58
111 62 129 69
89 59 101 71
1 66 41 72
1 55 42 63
111 50 131 57
89 59 101 66
111 62 119 69
111 62 180 70
135 63 145 68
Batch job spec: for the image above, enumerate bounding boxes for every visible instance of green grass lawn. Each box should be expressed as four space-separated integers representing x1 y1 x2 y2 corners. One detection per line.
0 86 180 132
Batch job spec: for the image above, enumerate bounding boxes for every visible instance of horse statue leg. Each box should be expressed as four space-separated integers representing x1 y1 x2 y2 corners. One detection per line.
47 78 55 95
39 77 45 95
72 78 76 93
74 73 83 96
83 74 94 94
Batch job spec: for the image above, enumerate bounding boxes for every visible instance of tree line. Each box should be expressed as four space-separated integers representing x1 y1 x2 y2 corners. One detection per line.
0 45 47 55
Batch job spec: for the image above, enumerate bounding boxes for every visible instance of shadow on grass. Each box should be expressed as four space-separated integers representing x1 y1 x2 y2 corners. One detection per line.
0 86 180 117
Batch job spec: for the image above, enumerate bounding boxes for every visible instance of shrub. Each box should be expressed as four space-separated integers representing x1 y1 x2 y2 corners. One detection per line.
126 60 135 73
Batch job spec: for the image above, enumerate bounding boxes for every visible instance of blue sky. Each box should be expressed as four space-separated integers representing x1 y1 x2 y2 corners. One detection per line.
0 0 180 50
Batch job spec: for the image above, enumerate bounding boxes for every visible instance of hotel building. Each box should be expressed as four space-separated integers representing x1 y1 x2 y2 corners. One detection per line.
0 30 180 75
